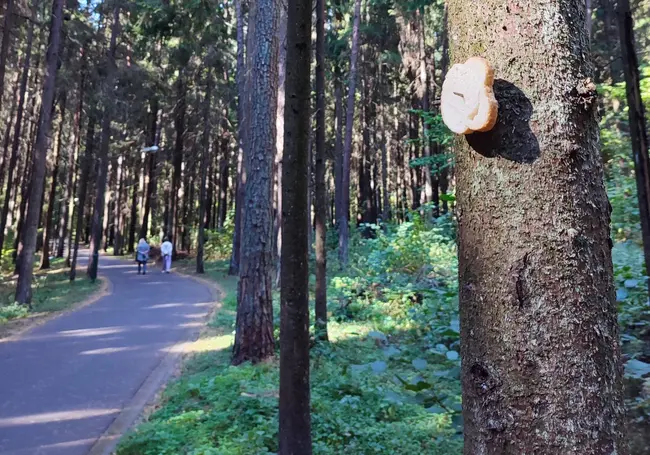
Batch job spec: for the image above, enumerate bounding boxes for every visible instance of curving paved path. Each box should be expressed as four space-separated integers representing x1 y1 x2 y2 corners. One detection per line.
0 253 215 455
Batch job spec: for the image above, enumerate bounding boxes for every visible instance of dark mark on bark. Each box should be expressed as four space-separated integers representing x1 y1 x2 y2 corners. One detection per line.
514 252 531 309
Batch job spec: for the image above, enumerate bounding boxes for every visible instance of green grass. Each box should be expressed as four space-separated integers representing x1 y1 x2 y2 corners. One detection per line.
0 257 100 325
116 259 463 455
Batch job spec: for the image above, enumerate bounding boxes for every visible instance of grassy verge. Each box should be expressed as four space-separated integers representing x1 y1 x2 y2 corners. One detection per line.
116 258 464 455
0 257 100 330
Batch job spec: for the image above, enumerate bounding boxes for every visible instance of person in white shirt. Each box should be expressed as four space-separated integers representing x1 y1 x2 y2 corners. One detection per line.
160 237 173 273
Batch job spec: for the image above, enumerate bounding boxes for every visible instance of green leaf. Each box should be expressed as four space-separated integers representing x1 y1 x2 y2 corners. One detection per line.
412 358 428 371
446 351 460 361
625 359 650 378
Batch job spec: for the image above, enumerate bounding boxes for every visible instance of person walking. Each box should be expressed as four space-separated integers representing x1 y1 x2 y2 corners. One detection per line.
136 238 150 275
161 237 173 273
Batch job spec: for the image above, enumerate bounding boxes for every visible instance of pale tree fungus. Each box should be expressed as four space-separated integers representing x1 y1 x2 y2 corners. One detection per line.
441 57 499 135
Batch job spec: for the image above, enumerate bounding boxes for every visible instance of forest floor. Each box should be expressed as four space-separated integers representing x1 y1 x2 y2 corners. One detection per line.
116 218 650 455
0 253 217 455
0 256 100 339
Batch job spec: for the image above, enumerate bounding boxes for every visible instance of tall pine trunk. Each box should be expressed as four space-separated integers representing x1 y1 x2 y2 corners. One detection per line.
617 0 650 295
338 0 362 265
40 95 67 269
313 0 328 341
70 112 96 281
448 0 627 452
87 3 120 281
279 0 313 447
232 0 278 365
15 0 65 304
197 69 212 274
229 0 247 276
0 0 14 118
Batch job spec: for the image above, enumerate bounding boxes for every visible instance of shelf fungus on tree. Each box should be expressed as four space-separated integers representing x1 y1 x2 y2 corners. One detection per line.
441 57 499 135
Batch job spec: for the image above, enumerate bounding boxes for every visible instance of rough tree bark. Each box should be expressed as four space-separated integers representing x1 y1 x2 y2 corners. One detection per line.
617 0 650 295
314 0 328 341
231 0 278 365
338 0 362 265
278 0 312 447
448 0 627 453
15 0 65 304
87 3 120 281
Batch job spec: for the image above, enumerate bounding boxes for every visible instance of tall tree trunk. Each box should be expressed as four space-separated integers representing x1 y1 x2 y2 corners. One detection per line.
333 68 344 227
618 0 650 294
0 10 34 254
70 111 96 281
59 70 84 259
417 10 435 215
15 0 65 305
197 70 212 274
170 74 186 255
338 0 362 265
40 94 67 269
274 3 287 286
127 153 141 253
218 113 230 229
314 0 328 342
140 100 159 239
279 0 313 447
87 3 120 281
230 0 248 276
448 0 627 452
231 0 278 365
0 0 14 118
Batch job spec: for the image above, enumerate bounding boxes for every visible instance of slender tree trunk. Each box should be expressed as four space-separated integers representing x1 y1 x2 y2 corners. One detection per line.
0 0 14 118
70 111 96 281
417 10 434 214
59 71 84 259
448 0 627 452
127 153 141 253
333 69 344 227
15 0 65 304
170 74 186 255
40 94 67 269
314 0 328 342
586 0 592 42
87 3 120 281
618 0 650 294
279 0 313 447
140 100 159 239
197 70 212 274
229 0 247 275
338 0 362 265
274 3 287 286
0 72 20 195
218 114 230 229
0 11 34 254
231 0 278 365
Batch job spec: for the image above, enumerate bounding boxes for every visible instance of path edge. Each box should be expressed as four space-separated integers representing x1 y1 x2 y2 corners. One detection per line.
86 269 223 455
0 276 112 343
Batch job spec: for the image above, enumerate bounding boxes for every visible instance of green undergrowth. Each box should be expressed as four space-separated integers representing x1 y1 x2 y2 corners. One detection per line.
117 203 650 454
0 256 100 325
117 217 464 455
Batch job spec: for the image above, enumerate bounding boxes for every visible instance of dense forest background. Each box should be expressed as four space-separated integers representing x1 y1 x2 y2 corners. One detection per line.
0 0 649 453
